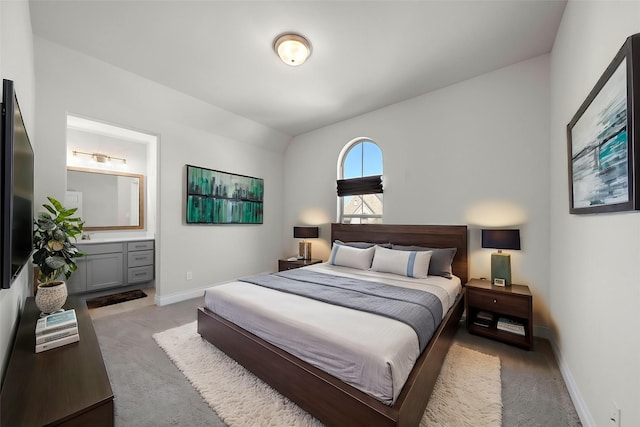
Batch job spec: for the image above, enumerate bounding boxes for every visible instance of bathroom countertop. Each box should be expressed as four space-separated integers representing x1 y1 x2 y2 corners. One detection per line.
76 236 155 244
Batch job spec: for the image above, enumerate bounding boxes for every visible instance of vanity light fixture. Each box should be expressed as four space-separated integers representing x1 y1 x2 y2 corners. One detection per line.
72 150 126 164
274 33 312 66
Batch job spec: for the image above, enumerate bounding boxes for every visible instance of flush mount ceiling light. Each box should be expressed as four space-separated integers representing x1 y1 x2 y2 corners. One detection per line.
274 33 312 66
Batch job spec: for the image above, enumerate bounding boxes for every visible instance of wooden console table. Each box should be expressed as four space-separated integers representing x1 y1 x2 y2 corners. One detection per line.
1 296 114 426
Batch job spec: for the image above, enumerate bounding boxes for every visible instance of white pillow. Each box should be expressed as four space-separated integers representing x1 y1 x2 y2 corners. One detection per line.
328 244 375 270
370 246 432 278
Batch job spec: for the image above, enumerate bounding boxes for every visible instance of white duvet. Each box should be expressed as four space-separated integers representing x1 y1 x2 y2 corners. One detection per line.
203 263 461 405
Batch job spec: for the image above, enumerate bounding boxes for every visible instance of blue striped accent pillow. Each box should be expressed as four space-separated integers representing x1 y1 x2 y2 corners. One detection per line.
370 246 432 278
328 244 376 270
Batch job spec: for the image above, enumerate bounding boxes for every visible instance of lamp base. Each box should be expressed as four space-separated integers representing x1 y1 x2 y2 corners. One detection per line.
491 252 511 286
298 241 312 260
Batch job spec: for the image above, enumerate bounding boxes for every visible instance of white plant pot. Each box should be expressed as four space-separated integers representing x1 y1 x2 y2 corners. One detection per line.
35 281 68 315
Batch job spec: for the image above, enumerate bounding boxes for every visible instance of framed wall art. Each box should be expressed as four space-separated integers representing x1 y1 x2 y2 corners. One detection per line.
186 164 263 224
567 33 640 214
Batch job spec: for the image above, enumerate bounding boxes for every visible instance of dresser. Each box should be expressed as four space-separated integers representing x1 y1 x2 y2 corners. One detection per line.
0 296 114 426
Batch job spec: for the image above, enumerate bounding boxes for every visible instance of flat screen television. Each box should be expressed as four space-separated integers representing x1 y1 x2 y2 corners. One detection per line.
1 79 34 289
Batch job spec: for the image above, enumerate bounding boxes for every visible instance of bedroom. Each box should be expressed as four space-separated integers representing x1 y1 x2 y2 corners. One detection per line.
0 1 639 426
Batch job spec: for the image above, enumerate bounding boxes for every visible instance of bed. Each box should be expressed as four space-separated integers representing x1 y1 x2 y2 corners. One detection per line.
197 223 468 427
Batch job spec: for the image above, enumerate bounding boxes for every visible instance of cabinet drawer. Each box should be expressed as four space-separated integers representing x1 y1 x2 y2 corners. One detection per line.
467 289 530 318
128 241 154 252
128 266 154 284
80 242 124 255
278 261 297 271
128 250 154 267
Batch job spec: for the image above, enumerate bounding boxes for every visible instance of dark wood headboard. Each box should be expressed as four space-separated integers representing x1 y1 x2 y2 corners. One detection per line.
331 223 468 284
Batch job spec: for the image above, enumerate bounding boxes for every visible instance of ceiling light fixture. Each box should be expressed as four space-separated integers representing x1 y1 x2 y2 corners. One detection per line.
274 33 312 66
72 150 126 164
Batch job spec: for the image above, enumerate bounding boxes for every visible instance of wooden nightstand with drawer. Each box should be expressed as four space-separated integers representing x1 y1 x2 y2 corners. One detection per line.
278 258 322 272
465 278 533 350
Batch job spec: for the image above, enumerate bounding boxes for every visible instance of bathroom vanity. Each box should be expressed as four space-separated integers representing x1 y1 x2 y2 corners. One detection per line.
67 238 155 294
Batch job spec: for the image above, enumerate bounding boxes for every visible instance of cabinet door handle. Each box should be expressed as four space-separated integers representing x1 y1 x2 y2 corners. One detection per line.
493 299 497 303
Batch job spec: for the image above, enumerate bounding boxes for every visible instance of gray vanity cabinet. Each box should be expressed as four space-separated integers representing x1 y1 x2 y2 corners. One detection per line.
67 240 154 295
87 251 125 292
66 257 88 294
127 241 155 284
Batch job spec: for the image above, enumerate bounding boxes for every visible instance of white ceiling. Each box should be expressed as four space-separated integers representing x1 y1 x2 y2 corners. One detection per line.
29 0 566 137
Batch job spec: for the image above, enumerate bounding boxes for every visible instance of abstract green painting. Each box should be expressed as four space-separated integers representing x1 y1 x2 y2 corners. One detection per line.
186 165 263 224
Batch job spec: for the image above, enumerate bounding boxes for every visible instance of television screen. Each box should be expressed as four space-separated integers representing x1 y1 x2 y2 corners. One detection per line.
1 79 34 289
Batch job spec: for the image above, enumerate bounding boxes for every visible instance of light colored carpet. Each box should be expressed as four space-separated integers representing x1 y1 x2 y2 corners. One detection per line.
153 321 502 427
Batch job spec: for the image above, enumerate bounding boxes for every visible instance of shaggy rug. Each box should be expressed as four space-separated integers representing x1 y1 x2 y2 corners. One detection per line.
86 289 147 309
153 322 502 427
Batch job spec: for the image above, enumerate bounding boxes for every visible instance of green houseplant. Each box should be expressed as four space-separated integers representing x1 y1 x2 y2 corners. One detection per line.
32 197 84 314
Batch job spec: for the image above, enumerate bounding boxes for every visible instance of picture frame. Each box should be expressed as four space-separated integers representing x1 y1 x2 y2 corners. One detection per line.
567 34 640 214
186 164 264 224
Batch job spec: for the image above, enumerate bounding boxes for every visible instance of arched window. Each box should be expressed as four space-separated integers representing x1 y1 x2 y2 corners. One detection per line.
337 138 383 224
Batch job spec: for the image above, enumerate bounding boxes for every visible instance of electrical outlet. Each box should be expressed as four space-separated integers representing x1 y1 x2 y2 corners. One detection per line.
186 271 192 280
609 400 621 427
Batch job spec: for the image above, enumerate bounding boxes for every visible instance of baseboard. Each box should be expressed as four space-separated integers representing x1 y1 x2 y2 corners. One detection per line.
154 285 211 306
547 332 596 427
533 324 552 340
153 274 272 307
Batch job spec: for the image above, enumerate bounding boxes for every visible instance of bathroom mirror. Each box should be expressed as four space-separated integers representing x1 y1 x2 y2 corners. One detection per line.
66 167 145 230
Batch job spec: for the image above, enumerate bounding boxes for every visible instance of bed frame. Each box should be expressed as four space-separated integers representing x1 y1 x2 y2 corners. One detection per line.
197 223 467 427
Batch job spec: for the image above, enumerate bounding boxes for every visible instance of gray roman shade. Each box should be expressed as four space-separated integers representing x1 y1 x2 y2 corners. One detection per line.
336 175 383 197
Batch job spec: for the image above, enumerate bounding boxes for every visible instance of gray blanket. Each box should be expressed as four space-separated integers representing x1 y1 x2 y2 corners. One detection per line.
239 269 443 352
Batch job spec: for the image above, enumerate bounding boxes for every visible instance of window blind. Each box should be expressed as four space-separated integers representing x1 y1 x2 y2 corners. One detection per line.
336 175 383 197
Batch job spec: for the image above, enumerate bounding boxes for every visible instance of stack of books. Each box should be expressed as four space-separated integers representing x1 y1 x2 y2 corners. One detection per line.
35 309 80 353
473 311 493 328
497 317 525 336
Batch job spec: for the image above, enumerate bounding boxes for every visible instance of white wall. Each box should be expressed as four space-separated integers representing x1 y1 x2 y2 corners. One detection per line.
0 0 36 383
34 38 290 304
285 55 551 327
550 2 640 426
66 128 149 175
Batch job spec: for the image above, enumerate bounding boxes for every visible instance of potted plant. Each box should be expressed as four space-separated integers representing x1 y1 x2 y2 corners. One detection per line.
32 197 84 314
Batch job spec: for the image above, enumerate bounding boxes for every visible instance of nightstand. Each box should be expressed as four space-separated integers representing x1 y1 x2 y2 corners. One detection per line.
278 258 322 272
465 278 533 350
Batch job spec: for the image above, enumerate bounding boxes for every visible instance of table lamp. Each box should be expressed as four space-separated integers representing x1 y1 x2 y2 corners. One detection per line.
481 229 521 286
293 226 319 260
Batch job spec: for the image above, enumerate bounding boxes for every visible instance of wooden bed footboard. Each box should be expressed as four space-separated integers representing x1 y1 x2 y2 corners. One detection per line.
197 223 468 427
197 289 464 427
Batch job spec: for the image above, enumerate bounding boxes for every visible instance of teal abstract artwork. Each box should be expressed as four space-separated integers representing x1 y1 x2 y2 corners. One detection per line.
186 165 263 224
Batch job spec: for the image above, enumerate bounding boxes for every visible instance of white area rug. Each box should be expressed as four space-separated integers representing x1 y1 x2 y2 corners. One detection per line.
153 321 502 427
